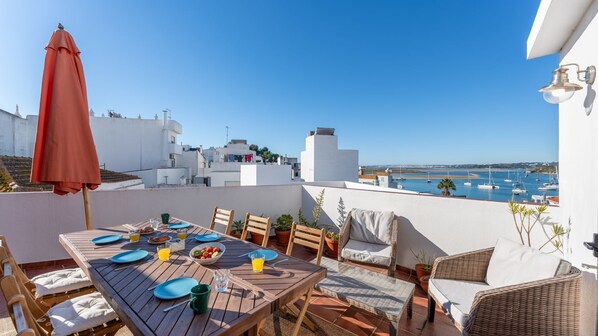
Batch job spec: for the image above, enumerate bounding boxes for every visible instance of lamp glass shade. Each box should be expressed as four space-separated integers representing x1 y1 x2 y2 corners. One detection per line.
543 90 574 104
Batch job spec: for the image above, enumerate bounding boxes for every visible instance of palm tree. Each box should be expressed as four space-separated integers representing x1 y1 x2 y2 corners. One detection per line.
437 178 456 196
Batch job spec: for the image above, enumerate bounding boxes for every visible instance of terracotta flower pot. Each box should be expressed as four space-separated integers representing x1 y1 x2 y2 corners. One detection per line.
419 275 430 293
230 232 242 239
250 232 264 245
275 230 291 246
325 236 339 258
415 264 432 283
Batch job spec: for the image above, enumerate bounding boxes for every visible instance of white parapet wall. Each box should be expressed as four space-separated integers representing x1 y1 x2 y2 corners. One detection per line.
0 185 302 263
302 184 563 269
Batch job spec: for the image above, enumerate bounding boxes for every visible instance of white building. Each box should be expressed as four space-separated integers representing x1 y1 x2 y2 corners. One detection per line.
240 164 292 186
0 107 36 157
193 139 259 187
0 108 185 188
300 127 358 183
528 1 598 334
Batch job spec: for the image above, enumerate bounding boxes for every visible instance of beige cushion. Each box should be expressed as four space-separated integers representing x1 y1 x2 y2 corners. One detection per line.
49 292 117 336
429 278 492 328
340 239 393 266
349 209 394 245
485 237 562 288
32 268 92 298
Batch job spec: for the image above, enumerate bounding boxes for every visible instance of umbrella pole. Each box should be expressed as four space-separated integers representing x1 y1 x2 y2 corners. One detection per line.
83 186 93 230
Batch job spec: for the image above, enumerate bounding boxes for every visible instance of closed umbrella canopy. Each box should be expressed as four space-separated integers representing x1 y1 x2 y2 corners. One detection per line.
31 24 100 196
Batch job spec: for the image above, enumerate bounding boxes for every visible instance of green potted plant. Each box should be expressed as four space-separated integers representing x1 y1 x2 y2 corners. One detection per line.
297 189 325 253
274 214 294 246
229 220 244 239
411 248 433 288
323 197 346 258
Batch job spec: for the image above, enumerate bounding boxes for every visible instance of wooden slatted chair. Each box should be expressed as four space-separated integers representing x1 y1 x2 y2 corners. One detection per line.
0 235 95 308
209 207 235 234
1 262 123 336
240 213 272 248
282 222 326 334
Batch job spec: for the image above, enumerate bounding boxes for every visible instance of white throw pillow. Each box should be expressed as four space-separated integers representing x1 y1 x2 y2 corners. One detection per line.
349 209 394 245
486 237 562 288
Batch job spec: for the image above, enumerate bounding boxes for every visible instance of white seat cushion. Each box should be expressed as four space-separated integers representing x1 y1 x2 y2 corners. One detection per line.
340 239 393 266
485 237 562 288
349 209 395 245
49 292 117 336
429 278 492 328
32 268 92 298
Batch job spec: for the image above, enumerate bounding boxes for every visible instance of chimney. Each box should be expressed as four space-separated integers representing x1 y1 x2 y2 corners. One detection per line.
163 109 168 128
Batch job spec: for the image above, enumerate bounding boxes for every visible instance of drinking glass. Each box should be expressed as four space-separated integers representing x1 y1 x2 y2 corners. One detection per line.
150 218 160 230
157 245 171 261
129 230 140 243
251 253 265 273
213 270 231 293
177 229 188 240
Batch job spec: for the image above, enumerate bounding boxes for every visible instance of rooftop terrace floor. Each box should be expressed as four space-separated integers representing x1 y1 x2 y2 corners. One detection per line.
1 240 459 336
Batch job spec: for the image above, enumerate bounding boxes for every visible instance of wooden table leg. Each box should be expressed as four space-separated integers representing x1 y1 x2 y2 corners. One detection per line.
291 287 313 336
246 324 258 336
287 302 317 331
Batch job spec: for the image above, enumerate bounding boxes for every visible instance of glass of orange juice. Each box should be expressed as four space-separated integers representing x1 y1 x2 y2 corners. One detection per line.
157 245 171 261
177 229 188 240
129 230 140 243
251 253 265 273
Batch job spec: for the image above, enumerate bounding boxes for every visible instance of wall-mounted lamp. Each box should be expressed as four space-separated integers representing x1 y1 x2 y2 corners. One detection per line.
539 63 596 104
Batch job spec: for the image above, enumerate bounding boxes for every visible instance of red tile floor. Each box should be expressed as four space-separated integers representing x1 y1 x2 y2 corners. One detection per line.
0 242 459 336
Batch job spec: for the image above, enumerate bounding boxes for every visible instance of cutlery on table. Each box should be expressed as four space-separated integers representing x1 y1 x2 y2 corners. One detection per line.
147 284 160 291
269 258 289 268
237 252 252 258
163 299 191 312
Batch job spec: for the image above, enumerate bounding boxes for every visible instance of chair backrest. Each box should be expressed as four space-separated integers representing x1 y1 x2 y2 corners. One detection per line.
347 209 395 245
0 247 47 320
286 222 326 265
0 275 41 336
0 238 34 287
209 207 235 234
240 213 272 248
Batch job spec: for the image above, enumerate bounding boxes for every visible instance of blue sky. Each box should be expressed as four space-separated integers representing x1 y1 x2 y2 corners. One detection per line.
0 1 558 165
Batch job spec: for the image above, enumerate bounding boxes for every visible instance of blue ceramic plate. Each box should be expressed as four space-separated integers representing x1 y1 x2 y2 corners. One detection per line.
110 250 149 264
195 233 221 242
153 277 199 300
168 222 190 230
91 235 122 245
248 249 278 261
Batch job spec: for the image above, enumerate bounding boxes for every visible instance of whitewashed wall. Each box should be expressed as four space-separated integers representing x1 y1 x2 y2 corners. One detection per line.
0 185 301 264
240 165 292 186
0 112 36 157
302 185 562 269
554 2 598 333
300 134 358 183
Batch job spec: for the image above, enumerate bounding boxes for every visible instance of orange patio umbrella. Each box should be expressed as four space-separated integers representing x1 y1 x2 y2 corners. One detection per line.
31 23 101 230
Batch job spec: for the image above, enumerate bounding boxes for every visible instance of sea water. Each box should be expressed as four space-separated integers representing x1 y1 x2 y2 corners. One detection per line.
391 168 558 202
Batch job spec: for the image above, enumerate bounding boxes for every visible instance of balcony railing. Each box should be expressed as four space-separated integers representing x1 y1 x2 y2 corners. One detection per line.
0 183 560 266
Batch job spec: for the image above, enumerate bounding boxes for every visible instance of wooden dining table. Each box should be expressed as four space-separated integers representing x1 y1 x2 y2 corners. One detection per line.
59 217 327 336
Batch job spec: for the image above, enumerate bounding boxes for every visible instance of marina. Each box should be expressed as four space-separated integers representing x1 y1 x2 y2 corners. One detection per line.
390 168 558 202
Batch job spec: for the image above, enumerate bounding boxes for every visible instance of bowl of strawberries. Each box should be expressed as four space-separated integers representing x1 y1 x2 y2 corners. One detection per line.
189 242 226 265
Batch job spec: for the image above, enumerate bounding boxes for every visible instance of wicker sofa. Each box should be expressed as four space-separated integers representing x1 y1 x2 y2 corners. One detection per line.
427 238 582 336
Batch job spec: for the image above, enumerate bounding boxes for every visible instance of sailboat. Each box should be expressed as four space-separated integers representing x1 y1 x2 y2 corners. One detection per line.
539 167 559 191
426 172 431 183
478 167 499 189
504 170 512 183
396 166 406 181
463 171 472 186
512 174 527 195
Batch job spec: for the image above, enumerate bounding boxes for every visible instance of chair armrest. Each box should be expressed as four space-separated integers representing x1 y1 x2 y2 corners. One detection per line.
464 267 582 336
431 248 493 282
338 216 352 257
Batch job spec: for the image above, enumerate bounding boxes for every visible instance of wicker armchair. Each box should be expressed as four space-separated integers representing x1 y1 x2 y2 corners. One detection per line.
338 209 398 276
428 246 582 336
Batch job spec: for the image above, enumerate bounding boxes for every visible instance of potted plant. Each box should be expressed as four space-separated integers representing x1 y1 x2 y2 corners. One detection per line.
297 189 325 253
323 197 347 258
419 275 430 293
274 214 294 246
411 248 433 286
229 220 244 239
